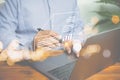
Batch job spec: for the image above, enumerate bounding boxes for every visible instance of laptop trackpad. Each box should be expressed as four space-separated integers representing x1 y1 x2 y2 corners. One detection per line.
31 54 76 72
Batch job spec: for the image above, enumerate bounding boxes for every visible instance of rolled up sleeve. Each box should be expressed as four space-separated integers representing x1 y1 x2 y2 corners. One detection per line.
63 4 85 42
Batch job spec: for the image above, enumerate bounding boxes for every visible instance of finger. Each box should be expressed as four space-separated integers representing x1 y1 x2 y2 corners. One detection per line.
49 30 58 36
49 31 61 40
37 36 60 44
36 35 51 42
63 41 73 54
47 37 61 46
37 37 60 48
37 41 56 48
36 35 61 45
48 37 60 44
72 40 83 57
36 30 60 39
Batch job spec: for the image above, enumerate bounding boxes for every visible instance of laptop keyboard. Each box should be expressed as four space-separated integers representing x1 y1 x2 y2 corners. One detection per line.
48 61 76 80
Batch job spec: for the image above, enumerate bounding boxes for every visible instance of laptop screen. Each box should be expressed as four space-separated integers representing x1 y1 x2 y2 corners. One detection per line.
70 28 120 80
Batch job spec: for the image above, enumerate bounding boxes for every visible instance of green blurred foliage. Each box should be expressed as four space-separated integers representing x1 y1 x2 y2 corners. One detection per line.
95 0 120 32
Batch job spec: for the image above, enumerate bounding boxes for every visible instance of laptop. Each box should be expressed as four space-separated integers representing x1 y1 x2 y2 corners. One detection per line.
30 28 120 80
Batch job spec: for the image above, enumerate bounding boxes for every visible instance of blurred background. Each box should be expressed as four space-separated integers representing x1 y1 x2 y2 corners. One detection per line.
78 0 99 24
0 0 4 4
78 0 120 32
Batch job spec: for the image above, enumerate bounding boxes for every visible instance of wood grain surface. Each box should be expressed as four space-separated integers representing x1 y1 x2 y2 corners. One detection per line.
0 62 49 80
0 61 120 80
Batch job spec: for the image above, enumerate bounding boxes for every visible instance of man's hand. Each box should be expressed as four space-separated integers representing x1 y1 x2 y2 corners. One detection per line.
63 40 82 57
34 30 61 50
32 30 64 61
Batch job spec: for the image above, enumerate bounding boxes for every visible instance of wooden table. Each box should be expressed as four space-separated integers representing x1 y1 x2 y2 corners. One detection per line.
0 62 120 80
0 62 49 80
87 62 120 80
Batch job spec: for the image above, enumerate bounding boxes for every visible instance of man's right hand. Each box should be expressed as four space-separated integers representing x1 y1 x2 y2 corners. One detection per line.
34 30 61 50
32 30 64 61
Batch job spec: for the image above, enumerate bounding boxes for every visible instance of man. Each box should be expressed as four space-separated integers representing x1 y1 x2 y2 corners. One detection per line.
0 0 84 61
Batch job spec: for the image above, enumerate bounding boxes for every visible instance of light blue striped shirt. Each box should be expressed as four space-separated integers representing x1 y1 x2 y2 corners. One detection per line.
0 0 84 49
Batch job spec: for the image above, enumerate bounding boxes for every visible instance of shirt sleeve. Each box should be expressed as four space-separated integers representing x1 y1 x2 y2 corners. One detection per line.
0 0 19 49
72 6 84 36
62 3 85 43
